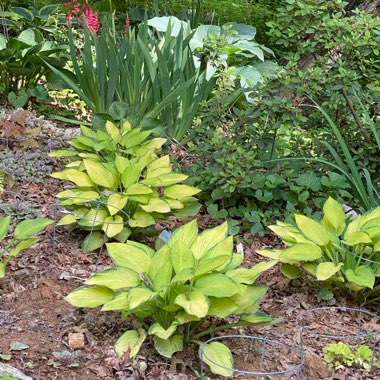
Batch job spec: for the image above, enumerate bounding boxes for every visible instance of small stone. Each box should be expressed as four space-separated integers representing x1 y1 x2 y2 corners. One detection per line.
68 332 85 349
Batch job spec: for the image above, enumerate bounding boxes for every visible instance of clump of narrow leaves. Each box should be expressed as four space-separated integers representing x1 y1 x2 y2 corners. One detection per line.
258 197 380 304
50 120 201 251
0 216 52 278
65 220 276 375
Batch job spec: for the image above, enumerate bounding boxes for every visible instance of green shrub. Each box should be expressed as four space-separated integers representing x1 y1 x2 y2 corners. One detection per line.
50 120 201 251
66 219 275 375
258 197 380 305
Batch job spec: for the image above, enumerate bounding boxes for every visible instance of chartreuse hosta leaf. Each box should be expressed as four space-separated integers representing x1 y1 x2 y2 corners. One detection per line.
0 216 11 240
51 124 201 250
322 197 346 235
66 220 273 365
0 263 5 279
258 198 380 303
200 342 233 377
14 218 53 240
115 329 146 358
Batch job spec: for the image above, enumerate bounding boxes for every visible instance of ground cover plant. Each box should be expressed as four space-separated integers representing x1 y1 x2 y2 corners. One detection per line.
0 0 380 378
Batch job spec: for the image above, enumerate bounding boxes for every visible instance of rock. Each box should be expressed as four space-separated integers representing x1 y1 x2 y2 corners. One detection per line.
68 332 85 349
0 362 33 380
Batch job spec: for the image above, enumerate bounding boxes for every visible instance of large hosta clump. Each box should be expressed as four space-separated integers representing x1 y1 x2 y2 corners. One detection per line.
50 120 201 251
66 220 276 375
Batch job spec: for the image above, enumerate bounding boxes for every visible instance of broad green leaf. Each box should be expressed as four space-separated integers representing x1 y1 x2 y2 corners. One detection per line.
322 197 346 235
170 242 194 274
200 342 233 377
147 155 170 172
175 311 200 324
82 231 105 252
8 238 39 259
84 159 115 188
208 298 238 318
129 210 155 228
232 285 267 313
344 231 372 246
256 249 282 260
0 216 11 240
268 222 308 244
195 255 231 277
191 222 228 260
316 262 343 281
280 243 322 264
194 273 241 298
115 155 130 174
240 311 273 325
153 260 173 292
105 120 120 143
149 322 178 340
57 214 77 226
168 219 198 249
57 190 100 202
107 194 128 216
175 290 209 318
106 242 151 273
153 335 183 358
78 209 108 228
295 214 330 246
52 169 93 187
201 236 234 261
146 166 172 179
65 285 115 308
141 198 171 213
122 163 142 188
14 218 52 240
0 263 5 278
302 263 318 276
125 183 153 195
280 264 301 279
226 261 277 284
345 266 375 289
128 287 156 309
102 292 129 311
103 215 124 238
48 149 77 157
115 329 146 357
164 185 201 200
141 173 188 187
85 268 140 290
171 268 194 283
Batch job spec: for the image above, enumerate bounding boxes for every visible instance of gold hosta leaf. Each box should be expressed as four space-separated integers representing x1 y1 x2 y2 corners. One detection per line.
115 155 130 175
52 169 94 187
57 190 100 203
106 242 151 273
148 322 178 340
84 159 116 189
107 194 128 216
57 214 77 226
125 183 153 195
268 223 309 245
207 298 238 318
102 292 129 311
194 274 241 298
195 255 231 277
141 173 188 187
232 285 268 314
129 210 155 228
49 149 77 157
316 262 343 281
256 249 282 260
344 231 372 246
175 290 209 318
128 287 156 309
175 311 200 325
0 263 5 279
226 260 277 284
103 215 124 238
165 199 184 209
322 197 346 235
85 268 140 290
82 231 105 252
168 219 199 249
164 185 201 200
201 236 233 261
13 218 53 240
146 155 170 173
140 198 171 213
105 120 121 143
0 216 11 240
345 266 375 289
153 260 173 292
294 214 330 246
191 222 228 260
146 165 172 179
170 242 195 274
280 264 302 279
279 243 322 264
8 238 39 259
153 335 183 359
78 209 108 228
65 285 115 308
200 342 233 377
115 329 146 357
121 163 142 189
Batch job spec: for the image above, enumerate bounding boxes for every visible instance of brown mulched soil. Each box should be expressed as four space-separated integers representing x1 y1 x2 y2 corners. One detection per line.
1 124 380 380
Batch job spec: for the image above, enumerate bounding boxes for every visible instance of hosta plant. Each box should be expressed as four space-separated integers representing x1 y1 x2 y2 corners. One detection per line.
0 216 52 278
65 220 276 376
258 197 380 304
50 120 201 251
